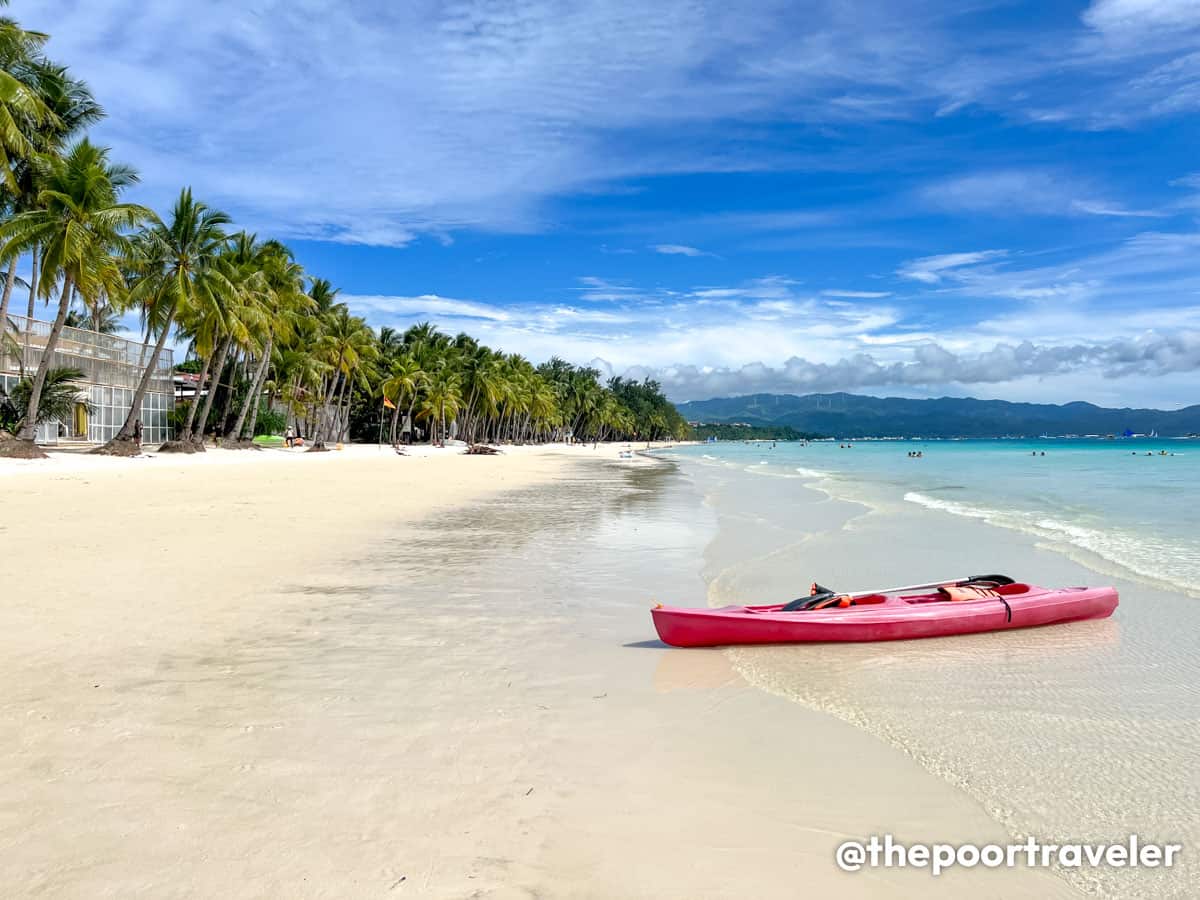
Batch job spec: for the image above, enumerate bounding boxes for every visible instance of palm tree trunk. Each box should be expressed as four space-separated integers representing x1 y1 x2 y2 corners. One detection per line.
0 260 16 379
181 347 215 437
106 296 180 447
324 363 344 434
463 385 478 442
240 337 273 440
284 374 299 434
137 329 152 368
404 397 417 444
190 337 230 441
308 377 325 439
312 375 330 443
0 260 16 331
388 401 401 444
222 352 253 439
312 354 344 444
231 341 271 441
15 276 73 442
216 349 242 440
244 390 263 440
330 373 348 441
24 244 38 320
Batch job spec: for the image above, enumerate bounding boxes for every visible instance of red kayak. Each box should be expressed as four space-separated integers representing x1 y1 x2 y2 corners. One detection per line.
651 581 1118 647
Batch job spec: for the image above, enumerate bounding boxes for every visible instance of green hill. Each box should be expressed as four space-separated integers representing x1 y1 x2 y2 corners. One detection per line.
677 392 1200 438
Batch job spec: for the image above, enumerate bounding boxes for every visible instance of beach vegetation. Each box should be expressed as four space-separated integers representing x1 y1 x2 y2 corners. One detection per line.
0 365 89 431
253 402 287 437
0 2 690 456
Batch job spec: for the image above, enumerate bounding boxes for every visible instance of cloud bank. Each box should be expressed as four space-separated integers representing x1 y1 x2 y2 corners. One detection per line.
11 0 1200 244
620 331 1200 402
335 225 1200 406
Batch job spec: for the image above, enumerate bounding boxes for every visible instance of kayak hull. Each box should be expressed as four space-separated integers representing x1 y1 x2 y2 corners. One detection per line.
651 584 1118 647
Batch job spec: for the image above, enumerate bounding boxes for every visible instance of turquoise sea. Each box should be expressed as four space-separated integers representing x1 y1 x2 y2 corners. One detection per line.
653 437 1200 898
675 437 1200 596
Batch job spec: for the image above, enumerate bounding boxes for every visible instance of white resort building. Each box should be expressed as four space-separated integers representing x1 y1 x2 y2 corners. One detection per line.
1 315 174 446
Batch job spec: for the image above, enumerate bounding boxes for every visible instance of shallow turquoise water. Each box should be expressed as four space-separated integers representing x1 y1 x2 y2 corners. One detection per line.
674 438 1200 594
658 439 1200 899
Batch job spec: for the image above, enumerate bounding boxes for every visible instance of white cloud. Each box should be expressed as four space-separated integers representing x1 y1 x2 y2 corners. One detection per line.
653 244 707 257
327 225 1200 407
9 0 1200 245
897 250 1007 284
820 289 892 298
919 169 1163 219
918 230 1200 312
343 294 511 323
634 329 1200 401
575 276 657 304
1083 0 1200 34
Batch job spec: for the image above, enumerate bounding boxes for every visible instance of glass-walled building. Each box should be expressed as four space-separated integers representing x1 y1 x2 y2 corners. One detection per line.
0 315 174 446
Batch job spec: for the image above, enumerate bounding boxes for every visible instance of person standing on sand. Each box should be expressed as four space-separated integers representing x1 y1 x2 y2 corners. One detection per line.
134 419 143 449
285 425 295 448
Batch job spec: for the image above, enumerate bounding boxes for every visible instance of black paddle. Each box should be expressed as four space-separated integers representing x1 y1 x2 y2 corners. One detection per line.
781 574 1014 612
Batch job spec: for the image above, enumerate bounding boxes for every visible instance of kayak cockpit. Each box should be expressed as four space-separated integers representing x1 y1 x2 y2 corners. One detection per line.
746 582 1038 614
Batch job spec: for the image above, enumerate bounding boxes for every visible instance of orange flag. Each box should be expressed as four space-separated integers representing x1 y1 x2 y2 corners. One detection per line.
383 396 396 410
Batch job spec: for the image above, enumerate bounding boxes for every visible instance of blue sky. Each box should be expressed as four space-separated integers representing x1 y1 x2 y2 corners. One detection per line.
11 0 1200 406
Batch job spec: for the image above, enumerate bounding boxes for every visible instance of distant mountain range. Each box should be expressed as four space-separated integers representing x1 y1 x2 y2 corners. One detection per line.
676 392 1200 438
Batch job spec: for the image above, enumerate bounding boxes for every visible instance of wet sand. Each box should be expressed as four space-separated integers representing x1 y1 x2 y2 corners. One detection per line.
1 445 1075 897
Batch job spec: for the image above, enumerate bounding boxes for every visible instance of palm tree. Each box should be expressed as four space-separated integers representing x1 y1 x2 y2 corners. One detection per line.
0 139 149 456
228 240 310 443
15 62 103 324
377 325 403 363
310 305 374 448
419 363 462 446
179 231 257 443
307 277 342 316
64 300 118 333
0 9 54 331
0 366 89 432
96 187 231 453
382 353 425 444
0 3 51 195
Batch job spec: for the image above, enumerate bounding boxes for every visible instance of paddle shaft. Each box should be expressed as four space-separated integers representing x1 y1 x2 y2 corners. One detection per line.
843 574 1000 599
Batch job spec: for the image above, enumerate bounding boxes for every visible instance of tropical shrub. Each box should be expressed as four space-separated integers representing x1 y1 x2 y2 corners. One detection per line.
0 367 91 431
253 403 287 436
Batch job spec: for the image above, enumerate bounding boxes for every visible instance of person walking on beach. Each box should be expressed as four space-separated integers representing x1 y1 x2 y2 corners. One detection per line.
133 419 143 449
285 425 295 448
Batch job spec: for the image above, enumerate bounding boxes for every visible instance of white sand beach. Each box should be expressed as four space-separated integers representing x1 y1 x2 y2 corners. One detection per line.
0 444 1078 898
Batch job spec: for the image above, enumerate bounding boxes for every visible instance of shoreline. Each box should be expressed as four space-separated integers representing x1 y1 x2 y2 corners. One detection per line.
669 446 1199 899
0 441 1077 897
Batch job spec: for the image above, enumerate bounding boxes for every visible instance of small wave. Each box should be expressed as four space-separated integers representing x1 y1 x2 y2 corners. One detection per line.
905 492 998 520
794 466 830 479
905 492 1200 595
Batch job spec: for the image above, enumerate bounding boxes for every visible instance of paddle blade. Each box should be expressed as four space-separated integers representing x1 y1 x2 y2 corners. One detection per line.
966 574 1014 586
